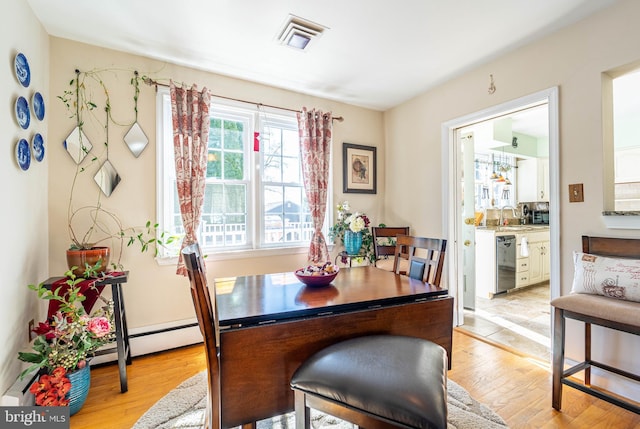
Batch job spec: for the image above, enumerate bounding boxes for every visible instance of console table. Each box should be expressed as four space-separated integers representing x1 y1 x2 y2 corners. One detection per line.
43 272 131 393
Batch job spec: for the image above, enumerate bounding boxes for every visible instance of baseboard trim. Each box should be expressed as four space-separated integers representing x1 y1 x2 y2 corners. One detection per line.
90 318 203 365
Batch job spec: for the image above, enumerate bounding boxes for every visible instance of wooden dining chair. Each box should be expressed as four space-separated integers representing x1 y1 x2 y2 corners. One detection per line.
393 235 447 286
182 244 256 429
371 226 410 272
183 244 220 429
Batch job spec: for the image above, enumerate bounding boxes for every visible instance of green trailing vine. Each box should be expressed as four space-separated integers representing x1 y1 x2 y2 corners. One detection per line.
56 68 175 269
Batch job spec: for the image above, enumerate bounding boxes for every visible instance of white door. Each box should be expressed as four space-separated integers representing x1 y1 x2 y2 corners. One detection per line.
461 132 476 310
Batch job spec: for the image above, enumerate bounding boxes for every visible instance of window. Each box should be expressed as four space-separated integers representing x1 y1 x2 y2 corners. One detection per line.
157 89 327 257
612 70 640 210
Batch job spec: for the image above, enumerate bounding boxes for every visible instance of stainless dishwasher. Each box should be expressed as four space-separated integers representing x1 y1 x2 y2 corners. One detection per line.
496 235 516 293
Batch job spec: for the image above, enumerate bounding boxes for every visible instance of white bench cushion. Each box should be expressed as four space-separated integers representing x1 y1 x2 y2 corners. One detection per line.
551 294 640 328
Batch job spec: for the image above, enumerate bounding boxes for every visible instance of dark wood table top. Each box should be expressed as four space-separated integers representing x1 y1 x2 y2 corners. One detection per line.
215 266 448 328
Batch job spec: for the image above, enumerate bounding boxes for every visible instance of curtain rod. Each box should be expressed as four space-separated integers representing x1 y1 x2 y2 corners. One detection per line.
143 77 344 122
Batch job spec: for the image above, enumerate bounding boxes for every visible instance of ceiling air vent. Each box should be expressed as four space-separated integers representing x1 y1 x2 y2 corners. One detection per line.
276 14 327 51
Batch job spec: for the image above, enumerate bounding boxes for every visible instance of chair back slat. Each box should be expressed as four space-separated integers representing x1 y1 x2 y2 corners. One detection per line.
393 235 447 286
182 243 221 429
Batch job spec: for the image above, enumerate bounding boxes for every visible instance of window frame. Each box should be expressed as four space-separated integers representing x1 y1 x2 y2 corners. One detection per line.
155 88 332 262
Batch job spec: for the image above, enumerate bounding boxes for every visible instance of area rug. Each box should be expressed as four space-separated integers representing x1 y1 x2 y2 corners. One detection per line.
132 371 508 429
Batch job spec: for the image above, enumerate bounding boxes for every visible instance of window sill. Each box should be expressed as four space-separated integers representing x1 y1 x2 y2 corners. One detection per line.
602 211 640 229
156 245 322 266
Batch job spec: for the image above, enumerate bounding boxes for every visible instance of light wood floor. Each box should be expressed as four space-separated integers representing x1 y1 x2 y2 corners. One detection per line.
70 329 640 429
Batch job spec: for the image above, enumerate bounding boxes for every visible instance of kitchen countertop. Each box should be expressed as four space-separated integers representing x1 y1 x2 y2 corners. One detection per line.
476 225 550 234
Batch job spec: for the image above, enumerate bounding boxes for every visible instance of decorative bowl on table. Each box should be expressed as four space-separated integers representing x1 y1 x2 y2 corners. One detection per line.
294 263 340 287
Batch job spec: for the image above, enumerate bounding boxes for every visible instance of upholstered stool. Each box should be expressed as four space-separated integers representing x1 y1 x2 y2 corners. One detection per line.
291 335 448 429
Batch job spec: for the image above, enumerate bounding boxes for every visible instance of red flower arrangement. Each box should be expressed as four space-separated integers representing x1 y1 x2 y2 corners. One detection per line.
29 367 71 407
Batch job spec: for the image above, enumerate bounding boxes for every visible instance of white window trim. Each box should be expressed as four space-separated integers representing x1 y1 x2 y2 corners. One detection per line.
155 88 333 262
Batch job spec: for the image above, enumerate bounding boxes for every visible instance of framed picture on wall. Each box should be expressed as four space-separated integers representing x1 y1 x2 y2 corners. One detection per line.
343 143 377 194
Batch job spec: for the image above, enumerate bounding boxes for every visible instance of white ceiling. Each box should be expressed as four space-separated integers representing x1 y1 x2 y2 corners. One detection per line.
27 0 618 111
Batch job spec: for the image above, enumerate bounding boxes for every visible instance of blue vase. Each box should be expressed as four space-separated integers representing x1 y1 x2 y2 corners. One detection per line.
67 364 91 416
344 230 363 255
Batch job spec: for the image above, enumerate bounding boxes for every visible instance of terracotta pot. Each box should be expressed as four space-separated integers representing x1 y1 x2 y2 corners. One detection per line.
66 247 110 277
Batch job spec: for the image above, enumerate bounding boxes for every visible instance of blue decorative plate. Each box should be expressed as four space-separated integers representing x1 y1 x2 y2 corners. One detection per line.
32 133 45 162
32 92 45 121
16 139 31 171
15 96 30 130
14 53 30 88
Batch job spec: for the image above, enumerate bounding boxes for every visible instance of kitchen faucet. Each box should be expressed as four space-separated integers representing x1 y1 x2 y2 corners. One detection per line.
499 205 517 227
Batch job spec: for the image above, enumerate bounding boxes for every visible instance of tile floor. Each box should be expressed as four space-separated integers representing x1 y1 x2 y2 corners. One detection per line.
458 283 551 363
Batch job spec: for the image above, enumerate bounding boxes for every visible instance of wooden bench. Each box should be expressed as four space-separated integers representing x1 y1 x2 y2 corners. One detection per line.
551 235 640 414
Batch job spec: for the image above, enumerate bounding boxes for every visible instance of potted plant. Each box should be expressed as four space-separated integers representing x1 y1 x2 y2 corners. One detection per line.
18 264 114 414
58 69 175 275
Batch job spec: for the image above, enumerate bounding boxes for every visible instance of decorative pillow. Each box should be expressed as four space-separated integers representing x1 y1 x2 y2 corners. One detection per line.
571 251 640 302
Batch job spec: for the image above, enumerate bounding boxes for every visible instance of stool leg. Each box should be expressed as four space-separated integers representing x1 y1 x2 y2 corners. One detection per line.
112 283 128 393
552 307 565 410
585 323 591 387
294 390 310 429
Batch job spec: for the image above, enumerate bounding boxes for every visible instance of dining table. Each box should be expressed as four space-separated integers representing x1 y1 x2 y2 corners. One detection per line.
214 265 454 427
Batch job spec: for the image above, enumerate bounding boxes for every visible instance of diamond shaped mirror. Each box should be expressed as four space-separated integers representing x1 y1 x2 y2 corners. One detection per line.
64 126 93 164
124 122 149 158
94 160 121 197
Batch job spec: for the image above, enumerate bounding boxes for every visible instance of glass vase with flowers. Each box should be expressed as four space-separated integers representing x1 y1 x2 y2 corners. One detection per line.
329 201 375 263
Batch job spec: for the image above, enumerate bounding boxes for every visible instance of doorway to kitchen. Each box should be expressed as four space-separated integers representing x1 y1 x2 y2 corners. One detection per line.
460 104 551 362
442 88 560 363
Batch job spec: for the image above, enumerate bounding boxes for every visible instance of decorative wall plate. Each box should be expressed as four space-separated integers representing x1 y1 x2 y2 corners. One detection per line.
14 53 31 87
32 133 45 162
32 91 45 121
16 138 31 171
15 96 30 129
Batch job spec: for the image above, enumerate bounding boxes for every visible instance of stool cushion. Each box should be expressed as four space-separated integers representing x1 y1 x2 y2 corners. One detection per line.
551 294 640 329
291 335 447 429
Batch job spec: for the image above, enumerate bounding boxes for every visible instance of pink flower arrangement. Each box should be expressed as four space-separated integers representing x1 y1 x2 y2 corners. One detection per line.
87 317 111 338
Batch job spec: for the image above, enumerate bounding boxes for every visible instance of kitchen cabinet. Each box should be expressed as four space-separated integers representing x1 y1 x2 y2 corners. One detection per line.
475 227 550 299
515 247 530 288
517 158 549 201
519 230 550 287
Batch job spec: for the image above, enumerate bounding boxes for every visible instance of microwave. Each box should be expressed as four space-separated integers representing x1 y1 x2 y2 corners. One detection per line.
531 210 549 225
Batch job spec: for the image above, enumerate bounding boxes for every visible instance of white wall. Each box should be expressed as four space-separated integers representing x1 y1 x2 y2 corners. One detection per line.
384 0 640 397
0 1 49 397
47 38 384 331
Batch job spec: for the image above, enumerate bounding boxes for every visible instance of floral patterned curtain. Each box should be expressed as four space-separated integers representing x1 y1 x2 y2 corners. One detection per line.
297 107 332 263
170 81 210 275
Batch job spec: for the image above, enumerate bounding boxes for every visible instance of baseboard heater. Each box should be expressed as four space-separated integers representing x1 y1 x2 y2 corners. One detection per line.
2 320 202 406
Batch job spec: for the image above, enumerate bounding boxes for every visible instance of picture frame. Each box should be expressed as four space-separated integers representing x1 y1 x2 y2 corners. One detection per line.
343 143 377 194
